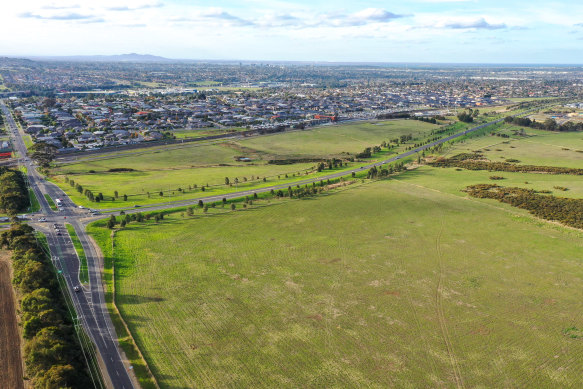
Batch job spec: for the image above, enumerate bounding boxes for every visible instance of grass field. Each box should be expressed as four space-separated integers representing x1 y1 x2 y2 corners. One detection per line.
90 166 583 388
236 120 438 158
65 224 89 284
51 119 439 208
81 116 583 388
444 126 583 169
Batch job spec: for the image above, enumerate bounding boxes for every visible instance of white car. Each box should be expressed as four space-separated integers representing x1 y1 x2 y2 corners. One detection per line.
78 205 84 209
38 218 47 222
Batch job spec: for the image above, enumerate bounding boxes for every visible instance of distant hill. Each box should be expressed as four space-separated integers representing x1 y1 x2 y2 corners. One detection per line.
25 53 175 63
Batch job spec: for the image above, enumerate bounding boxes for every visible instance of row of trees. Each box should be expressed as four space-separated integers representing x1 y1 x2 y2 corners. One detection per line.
0 167 29 215
430 153 583 175
0 223 91 388
412 115 445 124
316 158 346 172
465 184 583 230
504 116 583 132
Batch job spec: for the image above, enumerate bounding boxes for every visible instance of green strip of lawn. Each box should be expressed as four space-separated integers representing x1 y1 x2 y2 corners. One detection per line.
65 224 89 284
44 194 57 210
28 189 40 212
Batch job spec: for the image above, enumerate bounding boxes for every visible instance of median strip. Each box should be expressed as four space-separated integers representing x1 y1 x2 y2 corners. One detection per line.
44 194 57 211
65 224 89 284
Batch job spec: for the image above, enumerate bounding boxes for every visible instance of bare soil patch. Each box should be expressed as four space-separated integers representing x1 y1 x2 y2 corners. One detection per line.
0 251 24 389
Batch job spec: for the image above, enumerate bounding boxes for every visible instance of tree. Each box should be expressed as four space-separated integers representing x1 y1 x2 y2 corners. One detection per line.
186 207 194 216
231 203 236 210
24 327 70 377
120 219 126 228
123 194 128 201
114 190 119 198
225 177 230 185
198 200 204 208
35 364 77 389
29 143 58 168
16 261 51 293
107 215 116 229
457 111 474 123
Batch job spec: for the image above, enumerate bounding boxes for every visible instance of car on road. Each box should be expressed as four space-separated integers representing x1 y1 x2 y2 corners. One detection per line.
133 204 141 208
74 286 80 293
38 217 47 222
78 205 85 209
56 232 61 236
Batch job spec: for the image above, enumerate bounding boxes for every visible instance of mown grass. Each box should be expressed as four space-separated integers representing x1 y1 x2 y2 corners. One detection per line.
65 224 89 284
43 194 57 211
94 170 583 388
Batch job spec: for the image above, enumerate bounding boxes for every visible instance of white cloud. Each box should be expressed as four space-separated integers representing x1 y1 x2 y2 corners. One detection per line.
438 17 506 30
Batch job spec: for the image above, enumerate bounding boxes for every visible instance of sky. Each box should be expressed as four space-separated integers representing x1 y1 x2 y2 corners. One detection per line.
2 0 583 64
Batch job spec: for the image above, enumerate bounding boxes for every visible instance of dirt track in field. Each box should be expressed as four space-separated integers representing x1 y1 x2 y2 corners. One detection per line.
0 251 24 389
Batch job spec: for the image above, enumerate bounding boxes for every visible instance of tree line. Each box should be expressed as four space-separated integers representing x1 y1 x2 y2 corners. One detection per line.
0 223 92 388
504 116 583 132
0 166 29 215
464 184 583 230
430 153 583 175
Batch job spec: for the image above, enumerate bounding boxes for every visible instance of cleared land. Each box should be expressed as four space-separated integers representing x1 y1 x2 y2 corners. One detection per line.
51 119 438 208
0 251 24 389
91 165 583 388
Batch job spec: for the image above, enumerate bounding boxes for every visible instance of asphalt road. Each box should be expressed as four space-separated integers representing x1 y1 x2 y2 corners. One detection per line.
1 100 136 389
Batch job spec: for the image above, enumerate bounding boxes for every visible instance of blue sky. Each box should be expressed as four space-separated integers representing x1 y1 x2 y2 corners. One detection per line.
3 0 583 63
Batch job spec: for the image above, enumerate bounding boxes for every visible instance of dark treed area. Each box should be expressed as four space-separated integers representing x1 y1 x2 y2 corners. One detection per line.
0 167 29 215
0 223 92 388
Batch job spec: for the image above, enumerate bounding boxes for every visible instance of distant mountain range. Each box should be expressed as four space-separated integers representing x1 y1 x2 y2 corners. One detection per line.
26 53 175 63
